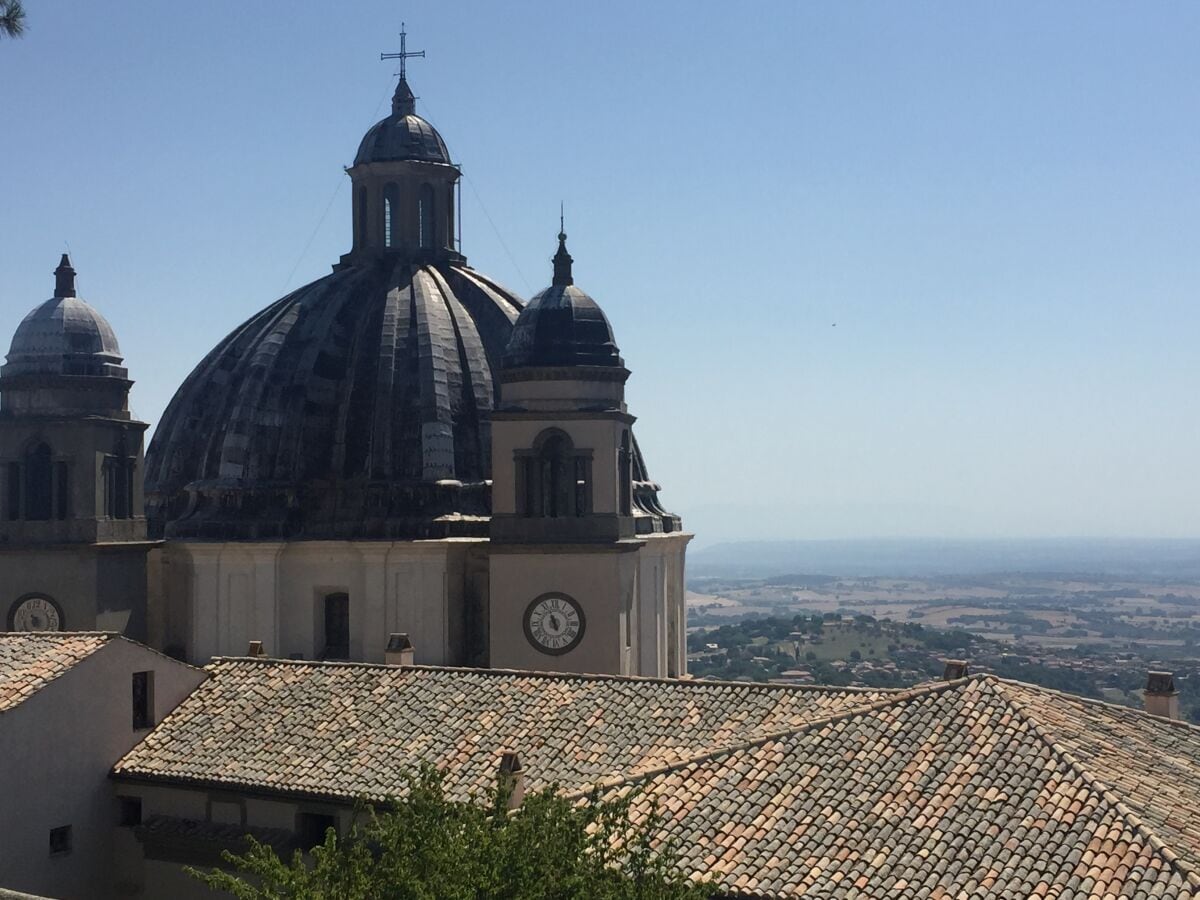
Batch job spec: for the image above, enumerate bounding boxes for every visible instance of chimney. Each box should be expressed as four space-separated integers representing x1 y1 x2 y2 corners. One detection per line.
385 633 414 667
943 659 969 681
497 751 525 810
247 640 266 658
1144 671 1180 720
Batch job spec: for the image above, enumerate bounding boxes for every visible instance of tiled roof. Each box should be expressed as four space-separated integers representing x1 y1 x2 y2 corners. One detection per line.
113 659 891 802
0 632 112 712
605 676 1200 898
114 661 1200 898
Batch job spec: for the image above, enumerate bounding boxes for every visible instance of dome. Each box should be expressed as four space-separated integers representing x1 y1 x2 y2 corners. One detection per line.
145 260 523 540
503 233 623 369
3 255 127 379
354 79 451 166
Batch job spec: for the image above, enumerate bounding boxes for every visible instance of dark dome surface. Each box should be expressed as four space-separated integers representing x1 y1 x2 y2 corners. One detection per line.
354 80 450 166
355 114 450 166
145 261 523 540
504 283 622 369
4 256 127 379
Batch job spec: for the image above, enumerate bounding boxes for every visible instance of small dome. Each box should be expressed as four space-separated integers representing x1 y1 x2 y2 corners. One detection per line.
3 255 127 379
503 234 623 369
354 78 451 166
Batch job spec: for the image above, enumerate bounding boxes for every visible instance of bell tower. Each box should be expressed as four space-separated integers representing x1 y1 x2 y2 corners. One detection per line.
0 256 152 638
488 231 691 676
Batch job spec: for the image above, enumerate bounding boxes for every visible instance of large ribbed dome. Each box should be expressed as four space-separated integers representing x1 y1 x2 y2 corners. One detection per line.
145 261 523 539
4 255 127 379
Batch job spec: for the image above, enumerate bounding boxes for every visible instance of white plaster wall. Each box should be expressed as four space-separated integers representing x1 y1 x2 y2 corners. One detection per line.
489 549 638 674
0 640 204 900
171 540 477 665
633 533 691 678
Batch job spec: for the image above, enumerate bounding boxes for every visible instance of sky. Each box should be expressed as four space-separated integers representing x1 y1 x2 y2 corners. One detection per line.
1 2 1198 547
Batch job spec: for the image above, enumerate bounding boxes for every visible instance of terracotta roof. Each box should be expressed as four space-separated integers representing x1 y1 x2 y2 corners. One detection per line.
114 661 1200 897
113 659 890 802
604 676 1200 898
0 632 112 712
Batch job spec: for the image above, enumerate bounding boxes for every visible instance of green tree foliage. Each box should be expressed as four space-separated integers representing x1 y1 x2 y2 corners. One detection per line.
189 766 712 900
0 0 25 38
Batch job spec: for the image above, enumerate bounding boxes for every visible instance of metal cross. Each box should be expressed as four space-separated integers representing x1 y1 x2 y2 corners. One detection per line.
381 22 425 80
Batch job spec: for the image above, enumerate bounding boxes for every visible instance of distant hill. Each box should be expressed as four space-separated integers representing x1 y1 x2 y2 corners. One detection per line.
689 538 1200 580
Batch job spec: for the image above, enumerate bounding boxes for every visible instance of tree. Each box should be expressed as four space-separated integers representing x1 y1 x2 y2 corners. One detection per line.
189 766 712 900
0 0 25 38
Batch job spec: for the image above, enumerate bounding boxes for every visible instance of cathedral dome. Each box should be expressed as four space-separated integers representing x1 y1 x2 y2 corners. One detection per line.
146 262 522 539
354 79 451 166
503 232 623 370
3 255 127 379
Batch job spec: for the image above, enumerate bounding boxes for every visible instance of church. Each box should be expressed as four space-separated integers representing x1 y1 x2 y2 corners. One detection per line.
0 51 690 679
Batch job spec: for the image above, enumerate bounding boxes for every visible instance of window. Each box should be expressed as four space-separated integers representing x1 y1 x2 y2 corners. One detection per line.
518 430 593 518
117 796 142 828
132 670 154 729
24 443 52 521
383 182 399 248
619 431 632 516
296 812 336 849
54 461 69 520
49 825 72 856
6 461 19 520
104 457 135 519
356 186 367 248
323 593 350 660
419 183 434 249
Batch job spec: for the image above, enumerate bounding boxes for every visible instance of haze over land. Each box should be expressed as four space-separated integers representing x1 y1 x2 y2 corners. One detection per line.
690 538 1200 580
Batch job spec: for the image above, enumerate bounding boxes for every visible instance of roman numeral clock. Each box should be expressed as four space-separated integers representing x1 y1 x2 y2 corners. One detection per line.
523 593 585 656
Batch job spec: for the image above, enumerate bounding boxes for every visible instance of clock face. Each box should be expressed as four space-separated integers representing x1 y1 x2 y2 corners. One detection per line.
523 593 585 656
10 596 63 632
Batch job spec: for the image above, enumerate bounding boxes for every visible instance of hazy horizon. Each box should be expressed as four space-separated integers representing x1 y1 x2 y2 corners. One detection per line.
2 2 1198 541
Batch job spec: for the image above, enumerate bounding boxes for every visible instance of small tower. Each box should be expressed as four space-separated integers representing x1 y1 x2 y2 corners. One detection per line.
0 256 151 637
488 231 690 677
341 29 461 265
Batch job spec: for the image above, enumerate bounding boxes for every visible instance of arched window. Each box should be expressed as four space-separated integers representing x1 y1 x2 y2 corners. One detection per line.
356 187 368 249
104 456 134 519
383 183 400 248
518 430 591 518
323 592 350 660
619 431 632 516
419 183 435 249
24 443 52 521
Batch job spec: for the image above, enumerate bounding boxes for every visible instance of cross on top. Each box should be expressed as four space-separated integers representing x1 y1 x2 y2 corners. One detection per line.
381 22 425 80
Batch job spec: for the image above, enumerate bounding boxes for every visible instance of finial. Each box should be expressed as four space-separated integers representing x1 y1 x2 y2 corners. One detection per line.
552 211 573 287
381 23 425 116
53 253 76 298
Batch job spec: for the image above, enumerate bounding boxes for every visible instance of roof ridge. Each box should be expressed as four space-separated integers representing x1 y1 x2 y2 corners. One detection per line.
981 676 1200 889
558 677 970 802
0 632 114 716
206 656 899 695
989 673 1200 733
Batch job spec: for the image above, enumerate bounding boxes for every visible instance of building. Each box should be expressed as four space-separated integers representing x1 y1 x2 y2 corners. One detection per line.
0 257 154 639
109 656 1200 898
0 57 689 680
0 633 203 900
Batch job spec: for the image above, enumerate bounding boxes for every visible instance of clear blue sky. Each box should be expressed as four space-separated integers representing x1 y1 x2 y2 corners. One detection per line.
2 1 1198 546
